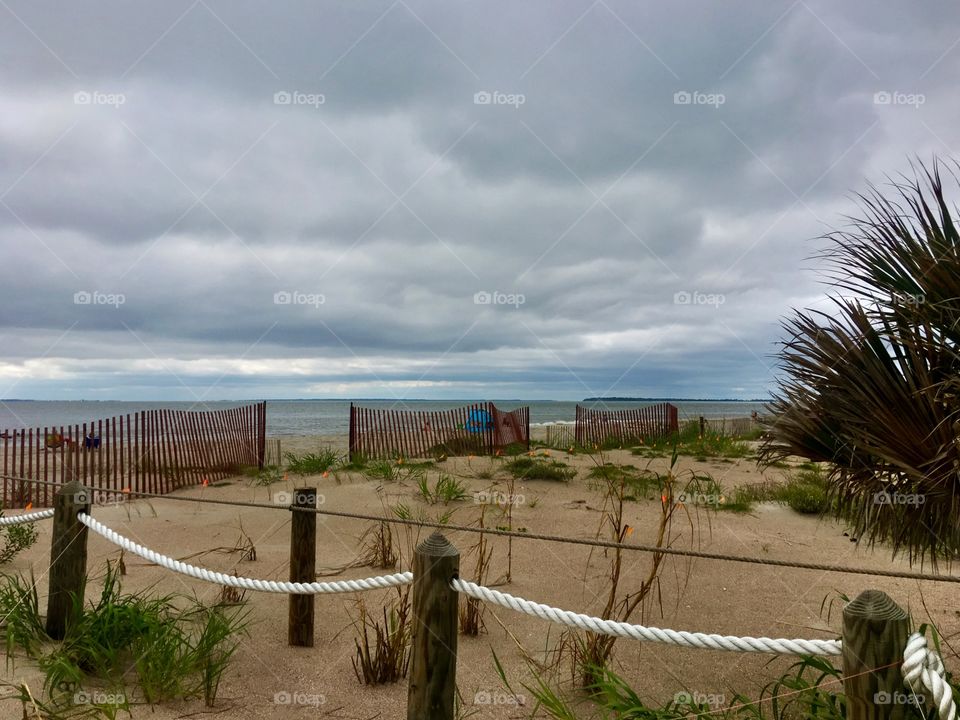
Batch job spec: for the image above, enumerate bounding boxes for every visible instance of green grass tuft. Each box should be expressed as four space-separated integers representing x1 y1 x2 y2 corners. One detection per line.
504 457 576 482
284 448 340 475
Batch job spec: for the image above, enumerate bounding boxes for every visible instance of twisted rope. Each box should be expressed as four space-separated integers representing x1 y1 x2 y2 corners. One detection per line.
904 632 957 720
6 475 960 585
78 513 412 594
451 578 842 656
0 508 55 526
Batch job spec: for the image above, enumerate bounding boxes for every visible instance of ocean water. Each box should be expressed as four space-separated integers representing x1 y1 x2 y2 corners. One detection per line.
0 399 769 436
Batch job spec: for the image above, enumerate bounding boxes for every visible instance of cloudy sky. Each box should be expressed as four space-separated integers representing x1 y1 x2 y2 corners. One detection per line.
1 1 957 401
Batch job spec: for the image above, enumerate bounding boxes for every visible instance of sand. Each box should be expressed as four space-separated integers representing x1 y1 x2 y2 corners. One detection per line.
1 436 957 718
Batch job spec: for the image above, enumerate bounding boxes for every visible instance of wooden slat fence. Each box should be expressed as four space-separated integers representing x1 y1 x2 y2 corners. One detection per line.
0 402 267 509
349 403 529 460
574 403 678 446
694 416 762 437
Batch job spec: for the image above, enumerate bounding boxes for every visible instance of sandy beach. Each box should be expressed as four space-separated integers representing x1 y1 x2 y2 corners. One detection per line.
1 435 956 719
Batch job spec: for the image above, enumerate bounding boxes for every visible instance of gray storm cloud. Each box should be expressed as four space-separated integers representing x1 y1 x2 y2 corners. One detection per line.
1 0 957 400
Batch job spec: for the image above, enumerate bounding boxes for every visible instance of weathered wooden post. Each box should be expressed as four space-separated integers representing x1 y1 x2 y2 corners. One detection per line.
288 487 317 646
699 415 706 437
45 480 91 639
842 589 911 720
407 532 459 720
348 403 355 463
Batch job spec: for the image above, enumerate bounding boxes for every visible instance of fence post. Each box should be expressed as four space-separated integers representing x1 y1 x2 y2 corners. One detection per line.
348 403 355 463
407 532 459 720
842 589 910 720
45 479 91 640
288 487 317 646
698 416 706 437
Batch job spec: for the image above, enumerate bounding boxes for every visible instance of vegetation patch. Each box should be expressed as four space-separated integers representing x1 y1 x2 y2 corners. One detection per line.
284 448 340 475
0 509 39 564
0 563 249 712
504 457 576 482
416 473 469 504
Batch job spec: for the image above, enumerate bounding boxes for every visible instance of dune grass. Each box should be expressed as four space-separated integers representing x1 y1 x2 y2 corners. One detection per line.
0 563 249 711
285 448 340 475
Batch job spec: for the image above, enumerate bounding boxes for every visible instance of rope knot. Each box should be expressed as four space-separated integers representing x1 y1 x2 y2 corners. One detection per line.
902 630 956 720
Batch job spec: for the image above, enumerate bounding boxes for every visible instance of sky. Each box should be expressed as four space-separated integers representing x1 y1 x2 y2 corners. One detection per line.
1 1 958 401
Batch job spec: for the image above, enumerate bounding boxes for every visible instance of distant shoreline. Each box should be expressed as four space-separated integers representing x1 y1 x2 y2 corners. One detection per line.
582 397 771 403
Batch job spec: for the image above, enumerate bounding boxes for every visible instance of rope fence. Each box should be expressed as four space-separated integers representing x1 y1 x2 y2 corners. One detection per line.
450 577 842 656
6 473 960 585
0 508 55 526
78 512 412 594
6 475 956 720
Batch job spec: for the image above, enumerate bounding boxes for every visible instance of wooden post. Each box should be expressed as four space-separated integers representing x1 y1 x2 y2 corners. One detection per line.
842 589 911 720
45 479 91 640
699 415 706 437
348 403 355 462
288 487 317 647
407 532 459 720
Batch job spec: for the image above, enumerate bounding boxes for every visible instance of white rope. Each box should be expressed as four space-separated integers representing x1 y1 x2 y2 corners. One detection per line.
903 631 956 720
0 508 55 526
451 578 842 656
78 513 412 594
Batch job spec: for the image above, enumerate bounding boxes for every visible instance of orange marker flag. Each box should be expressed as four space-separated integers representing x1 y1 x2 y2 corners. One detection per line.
25 502 33 511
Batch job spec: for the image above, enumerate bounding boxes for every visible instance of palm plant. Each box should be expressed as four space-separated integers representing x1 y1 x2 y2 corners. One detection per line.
760 158 960 565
